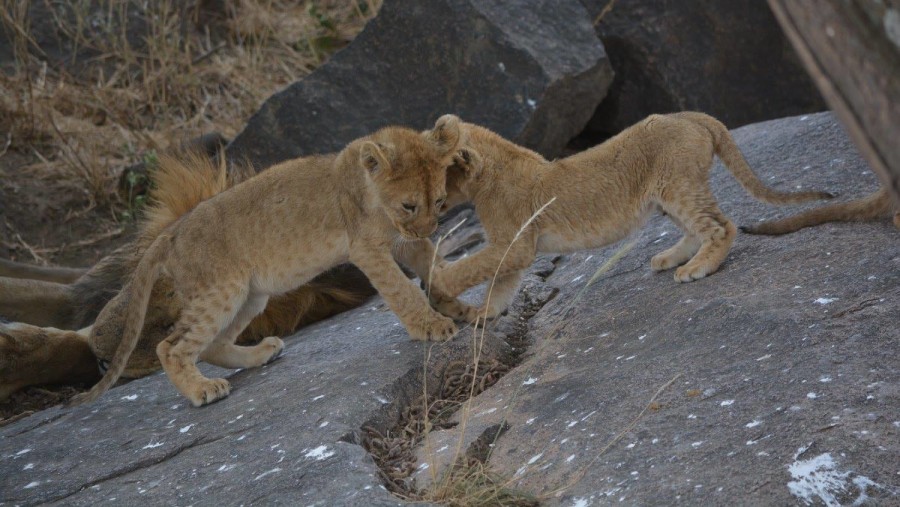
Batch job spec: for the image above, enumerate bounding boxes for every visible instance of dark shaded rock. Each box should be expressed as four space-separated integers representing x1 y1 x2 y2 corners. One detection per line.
0 1 204 78
414 112 899 504
576 0 826 141
768 0 900 204
227 0 613 167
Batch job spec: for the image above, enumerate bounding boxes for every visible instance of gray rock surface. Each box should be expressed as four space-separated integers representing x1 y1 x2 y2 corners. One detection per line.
227 0 613 167
576 0 826 139
416 111 900 505
2 112 897 506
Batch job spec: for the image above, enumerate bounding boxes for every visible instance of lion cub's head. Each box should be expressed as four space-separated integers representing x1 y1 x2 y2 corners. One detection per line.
359 115 464 239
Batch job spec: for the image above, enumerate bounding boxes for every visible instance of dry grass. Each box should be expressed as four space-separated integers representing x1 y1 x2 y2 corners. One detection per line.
413 211 673 504
0 0 380 210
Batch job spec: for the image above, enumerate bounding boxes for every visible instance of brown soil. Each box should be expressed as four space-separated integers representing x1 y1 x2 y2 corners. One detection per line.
1 149 134 268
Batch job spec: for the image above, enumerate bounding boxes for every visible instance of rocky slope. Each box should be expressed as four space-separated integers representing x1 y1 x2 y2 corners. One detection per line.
2 112 897 505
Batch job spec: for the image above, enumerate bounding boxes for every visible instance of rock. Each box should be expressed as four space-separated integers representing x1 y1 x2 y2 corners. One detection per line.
0 300 514 505
414 112 899 504
576 0 827 140
0 1 201 78
226 0 613 167
2 113 897 505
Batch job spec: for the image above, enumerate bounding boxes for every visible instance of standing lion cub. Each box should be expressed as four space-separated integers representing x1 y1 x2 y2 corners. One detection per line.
429 112 833 322
73 119 463 407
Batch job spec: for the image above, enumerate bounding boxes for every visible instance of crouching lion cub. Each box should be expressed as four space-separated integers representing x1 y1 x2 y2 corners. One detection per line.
429 112 833 322
73 119 464 407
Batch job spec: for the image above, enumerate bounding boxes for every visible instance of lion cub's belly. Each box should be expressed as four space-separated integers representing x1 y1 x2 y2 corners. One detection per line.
536 210 651 254
537 229 628 253
251 233 350 295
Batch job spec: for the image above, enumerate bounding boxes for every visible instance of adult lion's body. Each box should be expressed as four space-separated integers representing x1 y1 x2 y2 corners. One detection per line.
430 112 833 322
74 120 464 407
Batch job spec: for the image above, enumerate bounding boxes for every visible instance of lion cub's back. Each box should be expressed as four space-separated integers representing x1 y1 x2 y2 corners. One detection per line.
167 155 350 280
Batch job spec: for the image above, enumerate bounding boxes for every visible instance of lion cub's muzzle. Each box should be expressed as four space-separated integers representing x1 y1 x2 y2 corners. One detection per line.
400 221 438 240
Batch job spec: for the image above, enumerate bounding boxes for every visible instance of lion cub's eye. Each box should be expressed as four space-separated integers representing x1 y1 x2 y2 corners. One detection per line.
435 197 446 209
402 203 417 213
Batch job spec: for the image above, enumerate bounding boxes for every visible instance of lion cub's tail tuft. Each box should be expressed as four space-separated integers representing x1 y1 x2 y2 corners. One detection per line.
676 111 834 205
139 153 233 246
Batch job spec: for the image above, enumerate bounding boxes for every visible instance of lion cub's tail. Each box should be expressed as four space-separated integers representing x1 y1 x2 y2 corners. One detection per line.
69 234 170 406
676 112 834 205
741 187 896 235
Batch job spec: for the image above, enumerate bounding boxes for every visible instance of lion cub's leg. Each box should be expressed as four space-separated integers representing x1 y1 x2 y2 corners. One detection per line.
651 234 701 271
441 270 523 324
659 189 737 282
350 244 458 342
200 294 284 369
156 285 249 407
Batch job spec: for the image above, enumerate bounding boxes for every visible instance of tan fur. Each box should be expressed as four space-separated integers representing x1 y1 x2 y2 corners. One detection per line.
0 277 76 328
0 322 99 400
429 112 833 322
0 160 378 400
741 186 899 235
72 121 463 407
0 258 86 284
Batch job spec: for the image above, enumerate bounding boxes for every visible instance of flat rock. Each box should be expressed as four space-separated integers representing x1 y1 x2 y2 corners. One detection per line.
0 297 515 505
576 0 826 139
227 0 613 167
415 112 899 504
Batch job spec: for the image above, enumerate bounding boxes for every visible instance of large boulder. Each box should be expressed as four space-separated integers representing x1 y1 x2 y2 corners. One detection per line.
576 0 827 140
2 113 896 505
226 0 613 167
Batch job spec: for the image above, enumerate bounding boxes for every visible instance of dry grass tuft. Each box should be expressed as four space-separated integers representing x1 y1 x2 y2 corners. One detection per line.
0 0 379 210
422 460 539 507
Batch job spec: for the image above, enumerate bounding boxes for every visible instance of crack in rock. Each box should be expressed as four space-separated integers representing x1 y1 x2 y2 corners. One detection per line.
357 257 559 498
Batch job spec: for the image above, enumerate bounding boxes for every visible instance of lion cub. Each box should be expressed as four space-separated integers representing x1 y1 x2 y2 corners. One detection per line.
73 119 463 407
429 112 833 322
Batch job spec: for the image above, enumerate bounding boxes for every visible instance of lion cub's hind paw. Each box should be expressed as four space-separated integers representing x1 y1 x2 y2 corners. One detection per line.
188 378 231 407
674 263 712 283
651 252 683 272
261 336 285 364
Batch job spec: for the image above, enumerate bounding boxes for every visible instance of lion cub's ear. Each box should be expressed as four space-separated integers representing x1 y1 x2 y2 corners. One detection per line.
427 114 463 154
451 147 483 180
359 141 393 174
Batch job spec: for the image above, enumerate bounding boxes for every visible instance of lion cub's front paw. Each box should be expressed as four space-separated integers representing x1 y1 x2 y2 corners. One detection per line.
406 312 458 342
432 296 481 324
187 378 231 407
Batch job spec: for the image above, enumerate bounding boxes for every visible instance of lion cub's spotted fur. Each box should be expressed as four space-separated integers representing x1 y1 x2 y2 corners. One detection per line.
73 120 463 407
430 112 833 322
